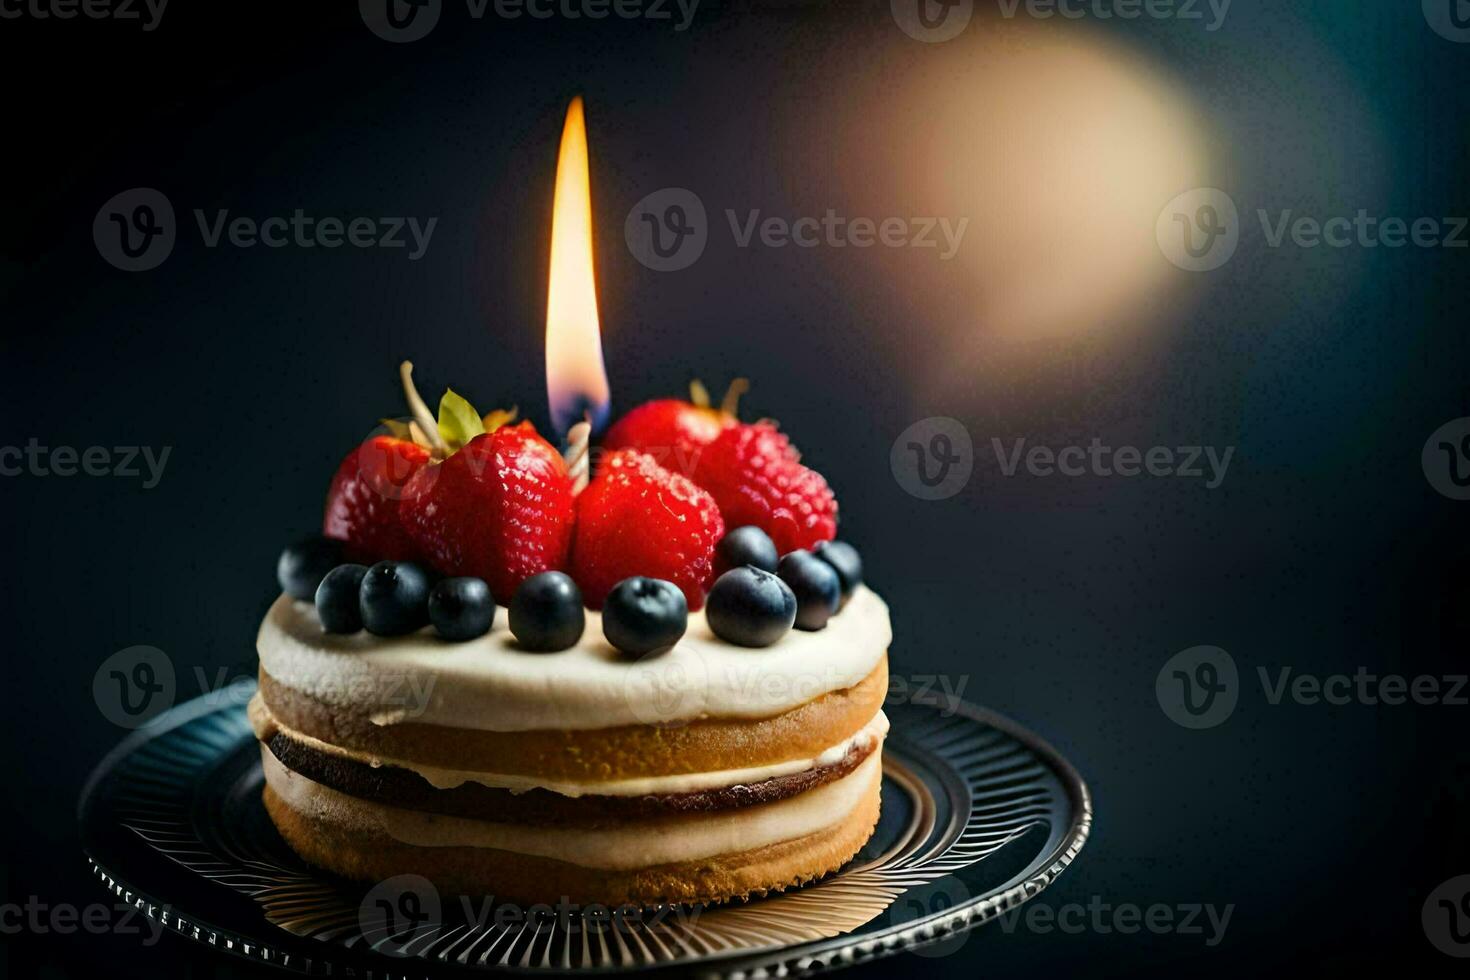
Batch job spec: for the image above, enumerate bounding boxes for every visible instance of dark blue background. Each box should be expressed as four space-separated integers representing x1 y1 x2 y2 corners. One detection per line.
1 1 1466 976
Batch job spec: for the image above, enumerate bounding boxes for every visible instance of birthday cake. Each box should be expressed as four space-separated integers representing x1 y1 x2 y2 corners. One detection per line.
252 372 890 907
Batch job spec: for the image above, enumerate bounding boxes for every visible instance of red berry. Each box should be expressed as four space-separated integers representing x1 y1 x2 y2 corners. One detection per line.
601 398 734 481
570 449 725 611
695 423 838 555
323 435 431 564
399 422 575 604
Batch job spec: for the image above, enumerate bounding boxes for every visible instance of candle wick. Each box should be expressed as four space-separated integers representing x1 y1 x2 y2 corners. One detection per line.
565 413 592 495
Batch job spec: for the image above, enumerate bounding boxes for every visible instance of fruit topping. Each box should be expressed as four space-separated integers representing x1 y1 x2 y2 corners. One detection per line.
569 449 724 611
509 571 586 652
602 576 688 655
359 560 432 636
776 550 841 632
428 577 496 642
600 380 745 477
714 525 780 575
705 566 797 647
400 421 575 604
315 564 369 633
278 536 345 601
694 421 837 555
322 435 431 564
812 540 863 609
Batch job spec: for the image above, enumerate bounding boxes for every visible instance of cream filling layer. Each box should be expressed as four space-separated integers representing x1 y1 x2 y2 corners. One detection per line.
256 586 891 732
263 746 883 871
257 695 889 797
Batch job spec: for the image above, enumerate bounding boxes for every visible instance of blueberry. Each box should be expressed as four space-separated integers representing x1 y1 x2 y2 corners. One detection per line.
715 525 779 575
429 577 496 642
602 577 687 656
277 536 344 601
509 572 586 652
359 561 432 636
777 551 841 631
315 564 368 633
812 540 863 609
706 566 797 647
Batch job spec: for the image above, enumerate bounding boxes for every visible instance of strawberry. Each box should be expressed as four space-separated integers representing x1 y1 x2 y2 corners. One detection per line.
570 449 725 611
695 422 838 555
399 421 575 604
322 435 432 564
600 380 744 480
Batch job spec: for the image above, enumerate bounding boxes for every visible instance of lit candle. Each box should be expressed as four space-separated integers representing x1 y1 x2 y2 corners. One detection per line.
544 96 611 494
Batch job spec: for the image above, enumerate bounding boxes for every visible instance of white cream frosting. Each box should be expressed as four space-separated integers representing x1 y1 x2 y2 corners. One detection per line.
256 586 890 732
261 700 889 797
263 746 882 871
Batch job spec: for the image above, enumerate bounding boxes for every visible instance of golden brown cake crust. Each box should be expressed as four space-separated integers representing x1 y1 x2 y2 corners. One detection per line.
256 655 888 780
262 766 882 907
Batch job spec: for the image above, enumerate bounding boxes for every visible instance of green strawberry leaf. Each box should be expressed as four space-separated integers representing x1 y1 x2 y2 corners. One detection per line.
438 389 485 450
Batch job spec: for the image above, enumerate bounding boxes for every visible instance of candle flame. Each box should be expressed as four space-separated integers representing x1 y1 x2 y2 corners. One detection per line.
545 96 611 438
